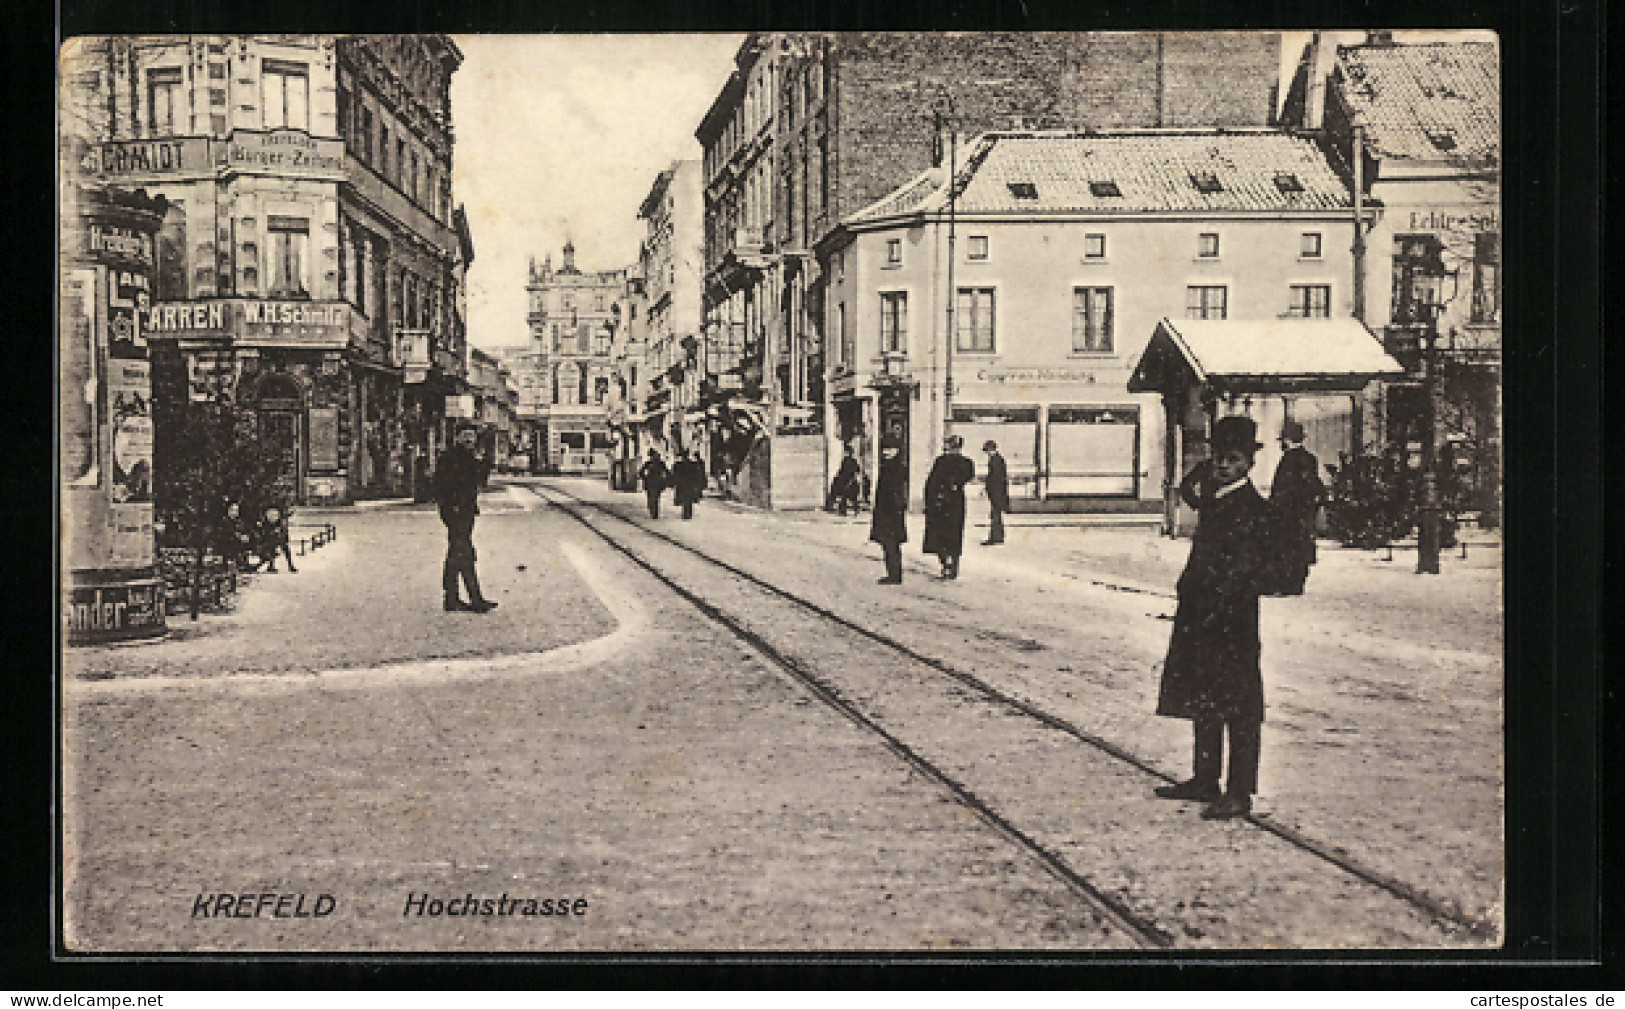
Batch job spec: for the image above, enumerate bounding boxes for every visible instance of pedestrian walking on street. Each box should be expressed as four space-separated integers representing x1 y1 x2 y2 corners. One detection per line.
674 450 706 520
434 423 497 613
253 500 298 574
639 449 670 520
922 434 975 579
1153 416 1274 819
828 443 861 516
1269 420 1326 596
869 436 909 584
981 440 1010 545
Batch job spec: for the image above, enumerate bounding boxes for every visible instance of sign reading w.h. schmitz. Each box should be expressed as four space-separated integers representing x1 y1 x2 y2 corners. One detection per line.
145 299 351 348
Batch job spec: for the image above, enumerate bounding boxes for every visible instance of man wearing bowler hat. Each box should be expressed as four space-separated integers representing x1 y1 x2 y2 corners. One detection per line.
869 435 909 584
1269 420 1326 595
434 423 497 613
1153 415 1275 819
981 440 1009 546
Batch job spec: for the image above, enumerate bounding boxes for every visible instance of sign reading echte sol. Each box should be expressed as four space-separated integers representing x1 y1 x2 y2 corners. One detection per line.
222 130 345 179
144 300 351 348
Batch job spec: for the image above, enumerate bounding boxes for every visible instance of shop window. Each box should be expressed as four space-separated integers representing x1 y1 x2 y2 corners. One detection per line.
1072 287 1114 353
1083 233 1106 259
880 291 908 354
967 236 989 261
1288 284 1331 318
1197 233 1220 258
147 67 183 137
1301 232 1323 258
1391 235 1446 326
262 60 309 131
267 217 310 297
1471 232 1500 324
1186 285 1227 320
955 287 996 352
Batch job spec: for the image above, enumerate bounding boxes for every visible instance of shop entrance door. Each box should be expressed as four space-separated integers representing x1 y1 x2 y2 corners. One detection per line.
259 408 304 504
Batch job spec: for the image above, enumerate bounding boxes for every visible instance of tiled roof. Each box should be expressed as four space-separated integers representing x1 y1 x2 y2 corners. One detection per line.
1333 41 1499 164
847 131 1351 223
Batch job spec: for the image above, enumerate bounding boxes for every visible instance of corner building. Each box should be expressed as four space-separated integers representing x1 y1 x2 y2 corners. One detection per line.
63 34 466 505
525 243 624 474
696 31 1282 509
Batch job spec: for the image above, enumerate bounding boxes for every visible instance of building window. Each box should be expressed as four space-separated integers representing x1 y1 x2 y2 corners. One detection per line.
1288 284 1331 318
1392 235 1446 326
836 302 850 369
886 238 902 265
1072 287 1114 353
1472 232 1501 323
1197 233 1220 258
595 293 606 311
1190 171 1224 194
880 292 908 354
1301 232 1323 258
1186 285 1227 320
261 60 309 131
396 139 407 187
818 135 829 211
267 216 310 297
208 62 227 80
967 236 989 261
360 108 373 163
956 287 996 352
1089 180 1122 198
410 151 420 203
1083 233 1106 259
147 67 183 136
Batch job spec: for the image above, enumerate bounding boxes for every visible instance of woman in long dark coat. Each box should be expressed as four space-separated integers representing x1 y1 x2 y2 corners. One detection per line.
1154 416 1276 820
922 434 975 579
869 438 909 584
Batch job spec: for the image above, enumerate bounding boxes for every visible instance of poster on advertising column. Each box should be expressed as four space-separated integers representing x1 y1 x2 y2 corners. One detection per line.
108 358 154 566
60 268 100 487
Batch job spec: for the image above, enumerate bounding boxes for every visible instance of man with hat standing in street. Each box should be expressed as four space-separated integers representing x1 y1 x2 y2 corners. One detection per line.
434 423 498 613
1269 420 1326 596
869 436 909 584
981 440 1009 546
1153 415 1275 819
922 434 975 579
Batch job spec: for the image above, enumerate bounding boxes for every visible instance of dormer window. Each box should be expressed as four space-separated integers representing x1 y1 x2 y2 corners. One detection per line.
1089 181 1121 198
1190 171 1224 194
1426 129 1459 152
1274 173 1304 193
1007 182 1038 200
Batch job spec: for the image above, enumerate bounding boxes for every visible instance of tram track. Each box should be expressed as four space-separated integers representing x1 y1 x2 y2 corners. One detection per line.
531 482 1497 947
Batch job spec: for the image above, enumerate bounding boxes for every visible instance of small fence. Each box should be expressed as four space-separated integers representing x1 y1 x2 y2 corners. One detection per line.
158 520 338 620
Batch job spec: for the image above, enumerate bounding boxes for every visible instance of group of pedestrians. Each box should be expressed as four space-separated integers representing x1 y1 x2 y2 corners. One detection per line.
638 448 707 520
868 435 1010 585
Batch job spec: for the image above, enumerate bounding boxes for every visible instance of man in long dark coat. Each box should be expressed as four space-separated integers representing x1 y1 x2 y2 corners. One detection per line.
434 424 496 613
1269 420 1325 595
1154 416 1274 819
638 449 670 519
981 439 1010 545
673 450 706 520
869 437 909 584
922 434 975 579
829 444 862 516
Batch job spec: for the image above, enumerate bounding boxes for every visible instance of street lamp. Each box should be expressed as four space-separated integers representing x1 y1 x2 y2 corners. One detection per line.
1411 265 1459 575
935 97 959 455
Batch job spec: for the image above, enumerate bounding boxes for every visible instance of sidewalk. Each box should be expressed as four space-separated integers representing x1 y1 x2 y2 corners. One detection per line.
64 487 615 683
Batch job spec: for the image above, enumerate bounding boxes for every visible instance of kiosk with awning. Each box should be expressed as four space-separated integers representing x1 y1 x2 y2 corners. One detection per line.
1129 317 1406 535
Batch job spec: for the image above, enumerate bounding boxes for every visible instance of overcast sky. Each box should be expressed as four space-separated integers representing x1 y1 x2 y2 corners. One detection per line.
450 34 744 350
448 31 1494 352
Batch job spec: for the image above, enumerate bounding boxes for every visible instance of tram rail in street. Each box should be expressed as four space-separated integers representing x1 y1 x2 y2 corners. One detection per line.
532 482 1497 947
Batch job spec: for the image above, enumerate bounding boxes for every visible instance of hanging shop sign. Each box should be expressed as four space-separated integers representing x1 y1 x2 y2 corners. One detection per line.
144 299 351 348
85 224 155 270
1405 209 1499 234
219 130 346 180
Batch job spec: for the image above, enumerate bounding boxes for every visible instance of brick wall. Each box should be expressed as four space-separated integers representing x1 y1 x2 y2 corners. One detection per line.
828 32 1279 228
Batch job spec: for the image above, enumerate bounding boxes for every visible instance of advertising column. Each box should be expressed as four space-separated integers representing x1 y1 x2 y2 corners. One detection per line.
62 185 168 645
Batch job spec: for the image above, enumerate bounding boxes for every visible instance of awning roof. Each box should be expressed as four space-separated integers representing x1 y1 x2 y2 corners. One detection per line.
1128 317 1406 395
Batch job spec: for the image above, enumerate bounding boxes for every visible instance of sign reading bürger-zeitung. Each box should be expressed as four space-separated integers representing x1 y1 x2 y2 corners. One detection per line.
220 129 345 179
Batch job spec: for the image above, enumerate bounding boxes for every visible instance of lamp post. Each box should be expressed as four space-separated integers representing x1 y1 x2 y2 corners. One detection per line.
936 98 959 456
1415 317 1442 574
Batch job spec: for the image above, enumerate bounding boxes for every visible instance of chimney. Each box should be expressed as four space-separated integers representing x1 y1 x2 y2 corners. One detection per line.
1305 32 1328 130
562 240 576 272
1365 30 1396 46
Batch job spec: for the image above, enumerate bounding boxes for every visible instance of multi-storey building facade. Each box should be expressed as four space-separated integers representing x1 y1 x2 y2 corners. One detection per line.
1320 37 1501 523
696 31 1282 508
634 161 706 458
525 242 623 473
63 33 467 506
488 344 548 472
821 129 1376 514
